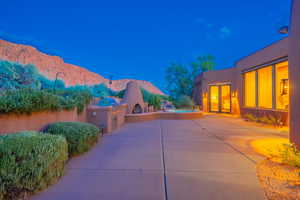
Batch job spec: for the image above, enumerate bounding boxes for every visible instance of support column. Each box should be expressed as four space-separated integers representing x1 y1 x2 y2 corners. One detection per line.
289 0 300 147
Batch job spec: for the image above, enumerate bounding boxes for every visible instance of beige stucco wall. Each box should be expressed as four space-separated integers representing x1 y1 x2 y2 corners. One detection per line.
0 109 83 134
235 38 289 71
289 0 300 146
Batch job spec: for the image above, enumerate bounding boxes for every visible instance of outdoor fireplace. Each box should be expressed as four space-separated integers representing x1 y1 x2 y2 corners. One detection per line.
132 104 143 114
121 81 145 114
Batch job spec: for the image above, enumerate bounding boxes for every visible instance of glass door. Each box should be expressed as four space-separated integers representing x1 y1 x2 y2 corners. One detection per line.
221 85 231 113
210 86 219 112
209 84 231 113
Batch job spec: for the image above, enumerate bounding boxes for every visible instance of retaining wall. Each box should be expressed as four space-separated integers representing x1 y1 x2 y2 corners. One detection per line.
0 109 85 134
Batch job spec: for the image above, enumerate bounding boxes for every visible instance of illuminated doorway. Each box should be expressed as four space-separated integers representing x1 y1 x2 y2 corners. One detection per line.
209 84 231 113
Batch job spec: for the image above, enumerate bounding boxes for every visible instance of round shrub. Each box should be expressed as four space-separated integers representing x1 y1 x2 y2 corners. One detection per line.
0 131 68 200
46 122 100 157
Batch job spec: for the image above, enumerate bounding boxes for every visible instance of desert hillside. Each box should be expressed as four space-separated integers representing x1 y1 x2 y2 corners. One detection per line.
0 39 164 95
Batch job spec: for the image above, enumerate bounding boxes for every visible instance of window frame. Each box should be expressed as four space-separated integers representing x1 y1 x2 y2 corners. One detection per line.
242 57 288 111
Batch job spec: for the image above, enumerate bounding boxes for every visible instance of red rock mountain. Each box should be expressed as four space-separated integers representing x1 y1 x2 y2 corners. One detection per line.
0 39 164 95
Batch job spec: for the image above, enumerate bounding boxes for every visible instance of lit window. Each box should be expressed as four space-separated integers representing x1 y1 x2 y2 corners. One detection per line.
258 66 273 109
244 71 256 107
276 61 289 110
221 85 231 112
210 86 219 112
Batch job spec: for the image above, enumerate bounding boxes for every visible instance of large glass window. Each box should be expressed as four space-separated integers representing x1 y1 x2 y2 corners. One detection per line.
243 60 289 111
276 61 289 110
258 66 273 109
244 71 256 107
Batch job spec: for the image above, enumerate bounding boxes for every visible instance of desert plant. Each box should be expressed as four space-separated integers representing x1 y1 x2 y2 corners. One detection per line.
243 113 258 122
141 88 167 110
173 95 195 108
46 122 100 157
279 143 300 168
0 131 68 200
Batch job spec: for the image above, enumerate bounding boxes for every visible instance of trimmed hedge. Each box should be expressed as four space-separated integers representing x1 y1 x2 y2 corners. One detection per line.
46 122 100 157
0 131 68 200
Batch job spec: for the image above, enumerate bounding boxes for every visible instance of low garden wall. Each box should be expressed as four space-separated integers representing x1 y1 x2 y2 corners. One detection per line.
125 111 203 123
87 104 127 133
0 109 86 134
0 103 128 135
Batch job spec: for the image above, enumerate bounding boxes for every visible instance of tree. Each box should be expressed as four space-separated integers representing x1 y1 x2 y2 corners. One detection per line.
165 63 193 98
190 55 215 79
165 55 215 99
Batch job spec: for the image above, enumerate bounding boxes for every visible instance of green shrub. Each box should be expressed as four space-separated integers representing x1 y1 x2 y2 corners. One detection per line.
0 88 62 115
46 122 100 157
114 89 125 98
0 88 92 115
173 95 195 108
0 131 68 200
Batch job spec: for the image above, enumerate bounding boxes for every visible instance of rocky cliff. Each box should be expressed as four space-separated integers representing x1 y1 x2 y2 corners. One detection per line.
0 39 164 95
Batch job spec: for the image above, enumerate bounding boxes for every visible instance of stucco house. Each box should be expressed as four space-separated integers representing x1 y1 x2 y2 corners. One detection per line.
193 0 300 146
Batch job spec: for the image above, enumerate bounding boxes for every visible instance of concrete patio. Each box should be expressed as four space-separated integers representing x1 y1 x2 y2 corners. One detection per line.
31 115 287 200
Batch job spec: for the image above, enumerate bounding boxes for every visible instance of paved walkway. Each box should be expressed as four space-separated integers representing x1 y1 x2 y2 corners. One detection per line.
32 115 287 200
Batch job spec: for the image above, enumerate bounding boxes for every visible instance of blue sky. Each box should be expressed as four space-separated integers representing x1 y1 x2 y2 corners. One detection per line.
0 0 291 91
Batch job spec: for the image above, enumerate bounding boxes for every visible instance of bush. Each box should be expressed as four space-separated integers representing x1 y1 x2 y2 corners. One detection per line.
0 131 68 200
141 88 168 110
0 88 92 115
46 122 100 157
0 88 62 115
173 95 195 108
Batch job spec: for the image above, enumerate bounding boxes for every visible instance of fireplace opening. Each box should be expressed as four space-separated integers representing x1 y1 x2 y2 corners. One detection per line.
132 104 143 114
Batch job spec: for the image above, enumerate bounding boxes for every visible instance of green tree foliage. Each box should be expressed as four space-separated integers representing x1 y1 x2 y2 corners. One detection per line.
90 84 113 98
0 60 65 90
173 95 195 108
114 89 125 98
190 55 215 76
165 63 192 98
165 55 215 98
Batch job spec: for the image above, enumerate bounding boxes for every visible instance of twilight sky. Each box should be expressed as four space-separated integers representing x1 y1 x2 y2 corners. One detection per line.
0 0 291 91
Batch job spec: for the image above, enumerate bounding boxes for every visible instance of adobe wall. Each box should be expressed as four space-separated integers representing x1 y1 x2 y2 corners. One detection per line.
289 0 300 147
0 109 83 134
86 104 127 133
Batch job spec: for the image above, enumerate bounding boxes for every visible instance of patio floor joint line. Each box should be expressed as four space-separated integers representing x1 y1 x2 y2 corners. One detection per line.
159 120 169 200
192 120 257 165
